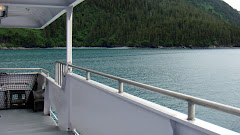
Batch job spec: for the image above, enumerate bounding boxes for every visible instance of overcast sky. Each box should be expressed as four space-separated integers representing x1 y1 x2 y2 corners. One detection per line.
223 0 240 11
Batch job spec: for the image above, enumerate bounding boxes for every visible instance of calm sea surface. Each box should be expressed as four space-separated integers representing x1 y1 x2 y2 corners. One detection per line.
1 49 240 132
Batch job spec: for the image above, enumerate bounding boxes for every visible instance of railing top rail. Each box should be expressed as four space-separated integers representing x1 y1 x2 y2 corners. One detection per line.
56 61 240 117
0 68 54 77
41 69 55 77
0 82 30 85
0 68 42 70
56 61 126 81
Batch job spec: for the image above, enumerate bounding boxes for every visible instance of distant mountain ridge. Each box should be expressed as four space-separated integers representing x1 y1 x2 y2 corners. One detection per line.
190 0 240 26
0 0 240 48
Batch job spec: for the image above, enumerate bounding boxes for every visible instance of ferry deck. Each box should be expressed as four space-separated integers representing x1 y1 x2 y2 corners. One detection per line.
0 0 240 135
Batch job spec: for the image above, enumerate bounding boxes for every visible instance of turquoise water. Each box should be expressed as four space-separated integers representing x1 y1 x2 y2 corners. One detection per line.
1 49 240 132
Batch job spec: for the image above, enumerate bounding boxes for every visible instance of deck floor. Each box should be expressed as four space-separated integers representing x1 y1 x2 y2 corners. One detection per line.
0 109 73 135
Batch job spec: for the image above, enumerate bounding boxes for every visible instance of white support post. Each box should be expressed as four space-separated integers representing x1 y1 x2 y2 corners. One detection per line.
57 6 73 132
66 6 73 72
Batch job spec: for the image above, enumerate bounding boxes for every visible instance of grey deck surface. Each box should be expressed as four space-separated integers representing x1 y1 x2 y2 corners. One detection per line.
0 109 74 135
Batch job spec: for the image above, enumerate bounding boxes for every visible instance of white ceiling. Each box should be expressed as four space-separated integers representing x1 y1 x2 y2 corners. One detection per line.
0 0 84 29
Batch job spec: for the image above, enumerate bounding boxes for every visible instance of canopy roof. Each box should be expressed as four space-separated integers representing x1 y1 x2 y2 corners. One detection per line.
0 0 84 29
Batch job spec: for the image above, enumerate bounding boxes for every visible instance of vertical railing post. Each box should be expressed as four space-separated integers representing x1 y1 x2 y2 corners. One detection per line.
62 64 64 85
118 81 123 93
55 63 59 83
59 64 61 85
86 71 90 80
60 64 63 86
58 63 61 85
64 65 67 75
187 102 195 121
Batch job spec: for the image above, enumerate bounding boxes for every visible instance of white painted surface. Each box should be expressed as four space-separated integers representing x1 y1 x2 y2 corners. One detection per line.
0 0 71 7
66 6 73 65
0 0 84 28
43 73 240 135
0 5 63 28
43 73 71 131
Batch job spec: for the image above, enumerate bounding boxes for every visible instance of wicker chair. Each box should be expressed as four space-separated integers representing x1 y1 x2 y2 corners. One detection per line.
32 82 45 112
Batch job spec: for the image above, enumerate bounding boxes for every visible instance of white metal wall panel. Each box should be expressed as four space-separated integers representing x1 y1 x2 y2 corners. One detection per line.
43 72 240 135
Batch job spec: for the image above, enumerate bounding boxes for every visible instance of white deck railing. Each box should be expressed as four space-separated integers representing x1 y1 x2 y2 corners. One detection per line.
55 63 66 86
55 61 240 121
0 68 54 78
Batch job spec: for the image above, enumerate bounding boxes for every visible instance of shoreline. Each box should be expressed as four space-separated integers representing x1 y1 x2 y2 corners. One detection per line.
1 46 240 50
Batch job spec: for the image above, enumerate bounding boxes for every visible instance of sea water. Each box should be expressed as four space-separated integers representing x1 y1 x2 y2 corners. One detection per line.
0 49 240 132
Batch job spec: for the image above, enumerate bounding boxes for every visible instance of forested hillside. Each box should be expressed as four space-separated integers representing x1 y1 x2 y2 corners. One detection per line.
190 0 240 26
1 0 240 48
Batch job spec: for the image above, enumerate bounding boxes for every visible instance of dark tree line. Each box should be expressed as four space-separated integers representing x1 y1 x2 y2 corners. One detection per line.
1 0 240 48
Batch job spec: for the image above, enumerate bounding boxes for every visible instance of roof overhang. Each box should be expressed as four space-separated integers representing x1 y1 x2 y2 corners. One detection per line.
0 0 84 29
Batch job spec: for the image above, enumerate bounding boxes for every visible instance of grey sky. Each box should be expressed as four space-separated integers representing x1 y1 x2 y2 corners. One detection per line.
223 0 240 11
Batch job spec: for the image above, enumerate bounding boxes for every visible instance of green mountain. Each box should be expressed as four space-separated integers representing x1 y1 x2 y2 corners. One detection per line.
190 0 240 26
1 0 240 48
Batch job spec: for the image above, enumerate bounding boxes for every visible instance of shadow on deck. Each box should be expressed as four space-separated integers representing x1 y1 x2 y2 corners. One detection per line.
0 109 74 135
